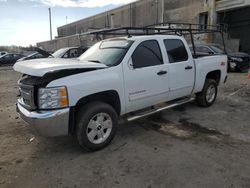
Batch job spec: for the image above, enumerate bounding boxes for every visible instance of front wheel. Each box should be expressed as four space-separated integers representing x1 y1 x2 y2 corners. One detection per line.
76 102 118 151
196 79 218 107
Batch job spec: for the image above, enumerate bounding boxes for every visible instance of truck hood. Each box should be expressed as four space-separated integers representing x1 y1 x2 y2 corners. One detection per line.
13 58 107 77
35 47 52 57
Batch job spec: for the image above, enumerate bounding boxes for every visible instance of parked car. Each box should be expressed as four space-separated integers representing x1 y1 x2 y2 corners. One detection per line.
17 48 52 62
52 47 88 58
190 44 250 72
14 33 227 151
0 51 8 57
17 47 88 62
17 52 47 62
0 53 25 65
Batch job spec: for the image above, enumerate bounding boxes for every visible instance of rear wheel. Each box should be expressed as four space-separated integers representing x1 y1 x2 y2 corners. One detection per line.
196 79 218 107
76 102 118 151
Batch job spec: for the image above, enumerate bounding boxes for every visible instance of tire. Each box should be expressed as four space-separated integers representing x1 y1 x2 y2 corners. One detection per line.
196 79 218 107
76 101 118 151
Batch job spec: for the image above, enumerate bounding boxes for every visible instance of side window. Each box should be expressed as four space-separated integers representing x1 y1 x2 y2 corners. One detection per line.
69 49 78 58
132 40 163 69
63 51 69 58
164 39 188 63
34 53 43 58
196 46 212 54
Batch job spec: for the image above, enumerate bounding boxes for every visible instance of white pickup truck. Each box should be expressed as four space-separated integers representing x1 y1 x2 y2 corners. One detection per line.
14 34 227 151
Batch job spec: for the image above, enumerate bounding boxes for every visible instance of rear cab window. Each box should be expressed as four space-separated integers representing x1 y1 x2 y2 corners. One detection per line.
195 46 213 54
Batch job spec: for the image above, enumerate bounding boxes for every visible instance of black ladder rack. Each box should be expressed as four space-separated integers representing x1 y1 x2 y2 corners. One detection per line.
84 22 227 58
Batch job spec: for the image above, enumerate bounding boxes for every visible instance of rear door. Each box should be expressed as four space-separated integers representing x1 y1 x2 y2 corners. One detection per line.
163 39 195 100
123 39 169 113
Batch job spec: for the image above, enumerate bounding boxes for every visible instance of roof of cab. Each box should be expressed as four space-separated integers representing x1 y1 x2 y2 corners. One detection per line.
104 34 185 42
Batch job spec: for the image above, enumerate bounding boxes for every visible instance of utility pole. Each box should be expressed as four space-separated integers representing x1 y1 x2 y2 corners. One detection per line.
161 0 164 24
130 3 132 27
48 8 52 40
155 0 159 25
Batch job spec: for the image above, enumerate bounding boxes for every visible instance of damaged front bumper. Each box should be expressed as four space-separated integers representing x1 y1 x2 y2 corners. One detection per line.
16 102 69 137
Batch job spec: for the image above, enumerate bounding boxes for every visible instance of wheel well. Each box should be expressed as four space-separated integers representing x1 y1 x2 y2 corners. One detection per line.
206 70 221 85
69 90 121 135
75 90 121 115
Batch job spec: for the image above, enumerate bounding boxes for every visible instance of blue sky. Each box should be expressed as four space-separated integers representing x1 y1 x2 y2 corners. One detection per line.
0 0 136 46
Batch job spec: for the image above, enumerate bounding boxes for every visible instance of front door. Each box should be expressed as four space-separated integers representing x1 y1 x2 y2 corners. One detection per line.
123 40 169 113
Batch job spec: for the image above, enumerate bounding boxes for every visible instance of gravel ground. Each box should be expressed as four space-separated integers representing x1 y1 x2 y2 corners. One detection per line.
0 67 250 188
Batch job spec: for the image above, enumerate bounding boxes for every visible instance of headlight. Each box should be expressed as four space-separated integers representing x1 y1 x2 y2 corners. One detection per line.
38 86 68 109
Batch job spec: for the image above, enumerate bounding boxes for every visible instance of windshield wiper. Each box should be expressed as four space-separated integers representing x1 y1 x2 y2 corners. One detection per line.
88 60 102 64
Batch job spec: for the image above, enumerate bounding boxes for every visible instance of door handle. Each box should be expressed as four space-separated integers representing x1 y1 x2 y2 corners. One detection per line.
157 70 167 75
185 66 193 70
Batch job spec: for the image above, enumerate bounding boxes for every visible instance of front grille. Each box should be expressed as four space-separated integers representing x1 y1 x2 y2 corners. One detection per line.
18 81 36 110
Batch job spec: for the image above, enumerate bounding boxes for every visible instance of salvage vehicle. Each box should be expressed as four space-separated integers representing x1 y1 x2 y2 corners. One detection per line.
17 48 52 62
190 44 250 72
17 52 48 62
14 24 228 151
52 47 88 59
0 51 8 57
0 53 25 65
17 47 88 62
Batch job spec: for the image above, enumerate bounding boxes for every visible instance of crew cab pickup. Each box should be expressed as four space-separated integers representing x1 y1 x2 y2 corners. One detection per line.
14 35 227 151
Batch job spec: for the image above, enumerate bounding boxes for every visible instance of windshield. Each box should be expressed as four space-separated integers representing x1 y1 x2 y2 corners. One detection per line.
79 39 133 66
52 48 68 58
